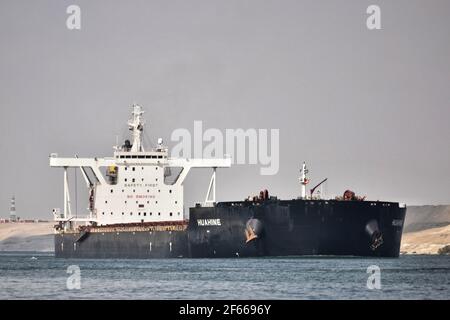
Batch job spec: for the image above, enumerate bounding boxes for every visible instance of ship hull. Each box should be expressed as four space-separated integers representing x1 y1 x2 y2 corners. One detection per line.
55 199 406 258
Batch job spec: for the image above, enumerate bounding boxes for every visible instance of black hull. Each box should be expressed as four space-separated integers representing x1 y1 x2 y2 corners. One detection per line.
55 199 406 258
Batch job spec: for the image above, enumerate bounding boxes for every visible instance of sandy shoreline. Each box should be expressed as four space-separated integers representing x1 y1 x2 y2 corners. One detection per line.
401 224 450 255
0 222 54 251
0 222 54 241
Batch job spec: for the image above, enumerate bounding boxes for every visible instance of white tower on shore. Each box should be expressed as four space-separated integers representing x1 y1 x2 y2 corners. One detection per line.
10 196 17 222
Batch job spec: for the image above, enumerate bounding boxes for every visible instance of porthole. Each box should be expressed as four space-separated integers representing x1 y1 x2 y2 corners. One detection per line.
132 178 135 183
158 212 161 216
169 212 173 217
169 190 172 193
105 200 108 204
132 167 135 171
110 189 113 193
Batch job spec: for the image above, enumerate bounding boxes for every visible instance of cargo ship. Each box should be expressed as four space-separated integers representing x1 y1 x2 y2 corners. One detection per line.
50 105 406 258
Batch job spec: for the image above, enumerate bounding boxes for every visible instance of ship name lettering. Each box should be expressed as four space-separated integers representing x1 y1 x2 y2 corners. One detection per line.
197 219 221 226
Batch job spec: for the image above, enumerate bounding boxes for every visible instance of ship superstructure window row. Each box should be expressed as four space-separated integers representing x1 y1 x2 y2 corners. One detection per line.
117 155 165 159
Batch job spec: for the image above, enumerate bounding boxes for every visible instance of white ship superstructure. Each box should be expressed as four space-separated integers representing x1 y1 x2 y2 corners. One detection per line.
50 104 231 230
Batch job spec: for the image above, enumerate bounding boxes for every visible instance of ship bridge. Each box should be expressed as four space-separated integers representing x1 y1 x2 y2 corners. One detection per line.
50 104 230 230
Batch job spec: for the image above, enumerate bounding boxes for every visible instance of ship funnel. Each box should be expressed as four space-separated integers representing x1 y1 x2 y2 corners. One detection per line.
245 218 263 243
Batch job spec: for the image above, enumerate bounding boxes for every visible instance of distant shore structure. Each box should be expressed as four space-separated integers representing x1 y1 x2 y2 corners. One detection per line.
0 196 49 224
10 196 17 222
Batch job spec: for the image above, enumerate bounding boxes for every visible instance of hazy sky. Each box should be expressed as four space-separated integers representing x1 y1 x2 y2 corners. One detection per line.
1 0 449 219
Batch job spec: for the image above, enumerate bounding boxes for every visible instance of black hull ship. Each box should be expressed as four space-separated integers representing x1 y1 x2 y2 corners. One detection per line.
51 105 406 259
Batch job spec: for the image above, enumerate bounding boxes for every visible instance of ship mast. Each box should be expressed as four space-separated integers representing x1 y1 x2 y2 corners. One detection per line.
299 162 309 199
128 104 145 152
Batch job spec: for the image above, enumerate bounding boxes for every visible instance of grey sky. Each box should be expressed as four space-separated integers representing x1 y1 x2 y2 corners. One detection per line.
0 0 449 219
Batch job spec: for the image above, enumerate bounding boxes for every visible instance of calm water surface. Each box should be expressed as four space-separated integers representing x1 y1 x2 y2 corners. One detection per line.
0 252 448 299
